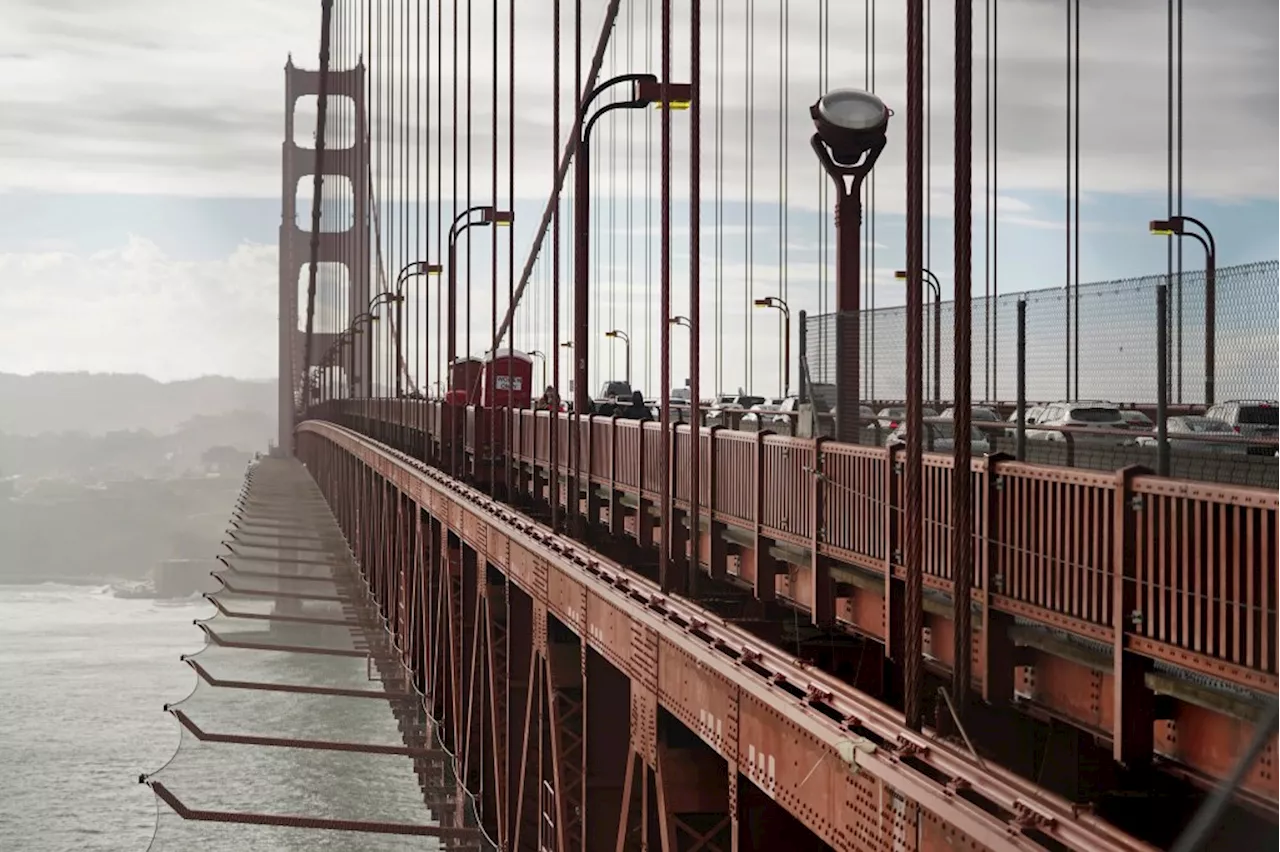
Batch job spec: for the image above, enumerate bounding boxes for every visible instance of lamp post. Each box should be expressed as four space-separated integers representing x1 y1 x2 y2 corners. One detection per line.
752 296 792 398
528 350 547 393
604 329 632 387
1150 216 1216 406
393 260 442 398
367 291 401 402
573 73 692 417
445 206 511 476
810 88 891 442
895 268 942 404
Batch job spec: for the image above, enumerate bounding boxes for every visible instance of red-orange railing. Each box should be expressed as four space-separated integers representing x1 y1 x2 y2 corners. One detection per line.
315 400 1278 693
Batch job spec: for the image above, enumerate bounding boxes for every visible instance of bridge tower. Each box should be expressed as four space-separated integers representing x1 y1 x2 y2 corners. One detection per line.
278 56 369 454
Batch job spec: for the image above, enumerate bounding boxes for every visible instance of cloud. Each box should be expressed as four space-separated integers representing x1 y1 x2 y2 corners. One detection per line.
0 237 279 380
0 0 1272 207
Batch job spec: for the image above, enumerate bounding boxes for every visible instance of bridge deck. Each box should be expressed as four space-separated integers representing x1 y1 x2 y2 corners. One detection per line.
298 420 1175 851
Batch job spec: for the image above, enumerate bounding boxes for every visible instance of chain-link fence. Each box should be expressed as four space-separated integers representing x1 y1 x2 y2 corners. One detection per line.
803 260 1279 407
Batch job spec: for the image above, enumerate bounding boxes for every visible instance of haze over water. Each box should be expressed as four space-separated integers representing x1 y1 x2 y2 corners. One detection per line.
0 584 437 851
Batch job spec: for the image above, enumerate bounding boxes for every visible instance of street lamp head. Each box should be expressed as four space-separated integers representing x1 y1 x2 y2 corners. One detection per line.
634 77 694 110
894 269 907 280
811 88 891 166
753 298 772 308
560 341 574 348
1149 217 1184 236
483 208 514 226
424 262 443 276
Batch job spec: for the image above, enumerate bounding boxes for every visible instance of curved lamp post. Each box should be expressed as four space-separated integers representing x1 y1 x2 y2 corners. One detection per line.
1150 215 1216 406
367 291 402 401
753 296 792 398
528 350 547 393
574 73 692 417
604 329 632 387
895 268 942 404
669 315 692 330
393 260 442 398
810 88 891 441
444 207 511 478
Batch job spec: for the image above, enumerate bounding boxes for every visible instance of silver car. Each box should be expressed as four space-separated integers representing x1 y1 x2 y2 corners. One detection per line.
1204 400 1279 455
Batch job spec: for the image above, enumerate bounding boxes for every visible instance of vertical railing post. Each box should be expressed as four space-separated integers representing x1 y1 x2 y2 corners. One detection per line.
810 437 832 626
798 310 808 404
882 444 905 706
981 454 1016 705
1112 465 1154 768
707 428 726 581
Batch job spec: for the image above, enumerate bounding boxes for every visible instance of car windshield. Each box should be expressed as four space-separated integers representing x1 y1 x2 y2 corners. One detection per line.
1069 407 1122 423
1183 418 1233 433
1121 411 1152 424
972 408 1000 421
1239 405 1279 426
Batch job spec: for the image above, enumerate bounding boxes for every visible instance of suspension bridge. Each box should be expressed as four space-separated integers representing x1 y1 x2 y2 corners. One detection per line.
140 1 1278 850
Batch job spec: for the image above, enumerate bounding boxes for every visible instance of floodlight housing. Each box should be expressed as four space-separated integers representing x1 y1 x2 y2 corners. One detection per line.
482 208 514 226
894 269 908 279
810 88 891 165
1148 217 1184 236
634 78 694 109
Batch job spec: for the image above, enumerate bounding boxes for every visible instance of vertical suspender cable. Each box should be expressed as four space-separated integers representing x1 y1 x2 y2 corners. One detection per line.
903 0 925 733
507 0 515 490
435 0 443 397
778 0 787 396
990 0 997 400
868 0 877 402
659 0 674 591
1175 0 1183 402
745 0 754 393
465 0 473 379
490 0 499 491
645 0 653 395
951 0 975 718
626 0 635 395
1064 0 1072 400
485 0 625 357
983 0 990 401
1073 0 1080 399
1165 0 1173 403
926 0 932 403
689 0 702 598
715 0 723 397
550 0 561 530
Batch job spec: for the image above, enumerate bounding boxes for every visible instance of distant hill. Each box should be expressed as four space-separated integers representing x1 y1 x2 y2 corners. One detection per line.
0 372 277 436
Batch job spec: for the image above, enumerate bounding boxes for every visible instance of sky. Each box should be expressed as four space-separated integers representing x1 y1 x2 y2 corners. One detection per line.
0 0 1275 397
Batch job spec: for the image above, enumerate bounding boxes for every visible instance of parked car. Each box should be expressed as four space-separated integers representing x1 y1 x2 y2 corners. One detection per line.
1028 400 1129 446
1136 416 1245 454
887 419 991 455
875 406 939 445
1119 409 1154 430
1204 400 1279 455
706 394 767 429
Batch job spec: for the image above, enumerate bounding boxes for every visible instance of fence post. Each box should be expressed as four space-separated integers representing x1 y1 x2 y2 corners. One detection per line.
1112 465 1154 768
1156 284 1170 476
1016 297 1027 461
798 310 808 404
